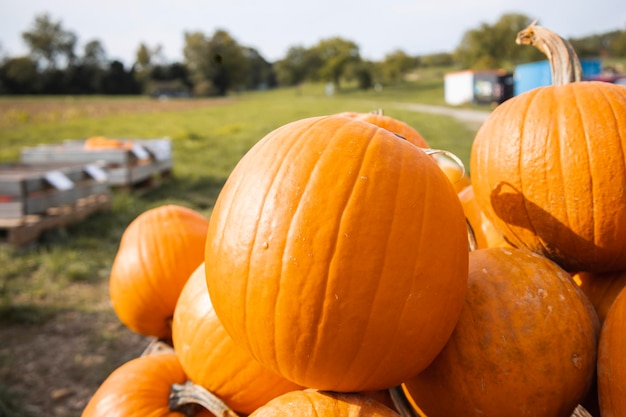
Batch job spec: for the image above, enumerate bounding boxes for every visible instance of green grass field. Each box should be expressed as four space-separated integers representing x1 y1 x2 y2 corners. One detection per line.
0 79 484 416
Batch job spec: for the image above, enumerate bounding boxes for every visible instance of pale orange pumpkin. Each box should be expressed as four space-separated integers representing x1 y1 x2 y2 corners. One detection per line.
81 353 222 417
248 389 400 417
109 204 209 339
337 111 429 148
172 263 302 415
598 286 626 417
205 115 469 392
470 24 626 273
404 247 600 417
458 185 511 249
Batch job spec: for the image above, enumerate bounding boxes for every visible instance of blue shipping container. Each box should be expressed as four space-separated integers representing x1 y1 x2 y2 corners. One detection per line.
513 59 602 95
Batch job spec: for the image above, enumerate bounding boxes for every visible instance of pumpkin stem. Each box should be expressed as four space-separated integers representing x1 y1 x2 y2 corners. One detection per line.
389 386 422 417
424 148 467 183
169 380 240 417
466 219 478 252
515 21 583 85
141 337 175 356
571 405 593 417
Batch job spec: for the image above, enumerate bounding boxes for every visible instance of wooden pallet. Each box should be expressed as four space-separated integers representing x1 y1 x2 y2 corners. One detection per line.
0 193 112 247
21 138 173 188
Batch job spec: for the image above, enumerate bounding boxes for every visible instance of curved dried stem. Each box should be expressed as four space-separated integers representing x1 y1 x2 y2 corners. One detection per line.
424 148 466 179
389 386 421 417
515 21 583 85
170 380 240 417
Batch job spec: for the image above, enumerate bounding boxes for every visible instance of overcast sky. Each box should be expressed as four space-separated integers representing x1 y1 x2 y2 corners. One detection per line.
1 0 625 66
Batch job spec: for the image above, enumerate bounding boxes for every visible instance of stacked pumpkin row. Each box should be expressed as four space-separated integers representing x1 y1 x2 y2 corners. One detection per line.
81 24 626 417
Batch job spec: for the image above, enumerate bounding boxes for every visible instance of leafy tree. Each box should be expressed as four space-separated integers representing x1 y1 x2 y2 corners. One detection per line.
242 47 274 90
570 30 626 58
183 29 249 96
0 56 39 93
100 60 139 94
420 52 453 67
309 37 361 89
273 46 311 86
21 13 77 69
347 60 376 90
455 13 543 70
380 50 418 84
82 40 107 67
610 30 626 57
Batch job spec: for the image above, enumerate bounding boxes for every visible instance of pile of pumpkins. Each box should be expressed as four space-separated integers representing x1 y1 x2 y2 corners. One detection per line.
81 24 626 417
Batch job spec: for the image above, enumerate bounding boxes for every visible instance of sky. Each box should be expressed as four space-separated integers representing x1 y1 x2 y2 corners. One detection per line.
1 0 625 66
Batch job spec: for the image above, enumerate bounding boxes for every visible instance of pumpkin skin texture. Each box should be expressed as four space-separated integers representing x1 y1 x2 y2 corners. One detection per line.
248 389 400 417
336 111 429 148
172 263 302 415
81 353 212 417
109 204 209 339
205 115 469 392
598 286 626 417
572 270 626 324
403 247 600 417
470 82 626 273
458 185 511 249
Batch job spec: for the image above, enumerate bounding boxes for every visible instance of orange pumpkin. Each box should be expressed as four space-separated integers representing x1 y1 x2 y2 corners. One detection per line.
81 353 218 417
432 152 471 194
403 247 600 417
470 24 626 273
572 270 626 324
109 204 209 339
598 285 626 417
337 111 429 147
172 263 302 415
205 115 469 392
458 185 511 249
84 136 133 150
248 389 400 417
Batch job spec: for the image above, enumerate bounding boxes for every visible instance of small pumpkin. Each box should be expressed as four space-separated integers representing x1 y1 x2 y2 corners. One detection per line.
248 389 400 417
109 204 209 339
431 152 471 193
81 353 229 417
84 136 131 150
205 115 469 392
470 23 626 273
597 285 626 417
172 263 302 415
337 110 429 147
403 247 600 417
458 185 511 249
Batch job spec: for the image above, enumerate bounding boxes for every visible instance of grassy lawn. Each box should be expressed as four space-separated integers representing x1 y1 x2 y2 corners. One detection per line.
0 78 483 416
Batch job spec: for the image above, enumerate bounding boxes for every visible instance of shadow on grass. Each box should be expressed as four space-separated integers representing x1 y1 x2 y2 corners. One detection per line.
0 383 37 417
0 303 68 326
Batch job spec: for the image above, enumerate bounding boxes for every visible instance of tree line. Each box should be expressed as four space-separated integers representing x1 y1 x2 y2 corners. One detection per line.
1 12 625 96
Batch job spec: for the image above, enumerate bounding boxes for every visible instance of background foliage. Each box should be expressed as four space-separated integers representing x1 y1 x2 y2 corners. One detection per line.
1 12 625 96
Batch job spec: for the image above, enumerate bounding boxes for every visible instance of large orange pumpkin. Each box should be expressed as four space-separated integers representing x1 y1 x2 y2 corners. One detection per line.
470 24 626 273
205 115 469 392
172 263 302 415
109 204 209 339
81 353 220 417
403 247 600 417
248 389 400 417
336 111 429 147
598 285 626 417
